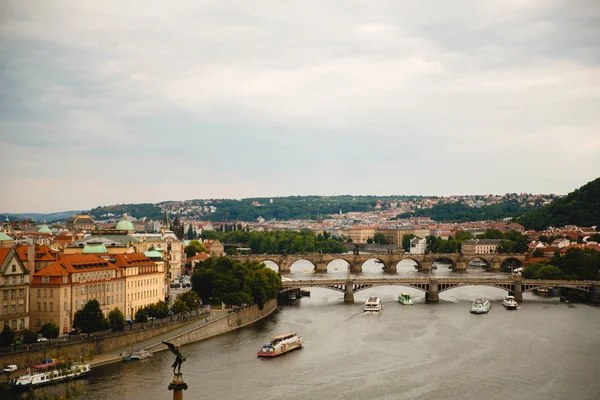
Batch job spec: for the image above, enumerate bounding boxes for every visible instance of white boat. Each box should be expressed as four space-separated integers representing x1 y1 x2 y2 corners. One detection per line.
502 296 518 310
10 361 90 388
398 293 414 305
124 349 153 361
470 298 491 314
363 296 383 312
257 332 304 357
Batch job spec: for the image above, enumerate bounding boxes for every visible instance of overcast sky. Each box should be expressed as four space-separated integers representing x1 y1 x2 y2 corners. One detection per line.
1 1 599 213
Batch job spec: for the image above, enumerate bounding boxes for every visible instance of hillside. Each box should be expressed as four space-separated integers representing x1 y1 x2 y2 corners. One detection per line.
89 203 163 220
396 200 539 222
2 211 84 222
517 177 600 230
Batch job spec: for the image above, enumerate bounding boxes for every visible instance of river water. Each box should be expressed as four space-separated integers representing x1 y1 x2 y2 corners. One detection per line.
6 260 600 400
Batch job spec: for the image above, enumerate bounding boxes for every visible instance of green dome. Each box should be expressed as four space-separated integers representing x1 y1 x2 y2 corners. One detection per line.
0 232 13 242
143 250 163 260
38 224 52 234
82 243 107 254
115 215 135 232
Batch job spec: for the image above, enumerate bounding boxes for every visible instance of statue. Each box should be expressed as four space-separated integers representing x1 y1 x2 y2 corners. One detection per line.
162 341 186 374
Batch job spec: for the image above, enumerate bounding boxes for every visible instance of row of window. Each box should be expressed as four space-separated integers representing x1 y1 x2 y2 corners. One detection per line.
2 275 26 285
2 289 26 299
1 304 25 315
3 319 25 330
128 289 158 303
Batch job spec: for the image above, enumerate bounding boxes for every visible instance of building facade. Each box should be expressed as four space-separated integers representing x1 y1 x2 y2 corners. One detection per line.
0 248 30 332
461 239 503 255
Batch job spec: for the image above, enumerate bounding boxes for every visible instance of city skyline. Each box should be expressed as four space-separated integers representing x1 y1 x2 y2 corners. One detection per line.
2 1 599 213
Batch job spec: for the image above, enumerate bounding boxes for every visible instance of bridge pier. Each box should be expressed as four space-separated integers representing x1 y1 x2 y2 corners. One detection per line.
344 282 354 304
349 261 362 274
589 283 600 303
426 280 439 303
513 279 523 302
419 261 432 273
489 260 501 271
454 261 467 272
314 262 328 273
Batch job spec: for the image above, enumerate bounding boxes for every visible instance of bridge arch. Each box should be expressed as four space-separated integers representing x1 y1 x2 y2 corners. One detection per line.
431 256 456 269
361 257 387 274
289 259 317 274
353 283 427 294
465 256 491 269
522 284 590 293
326 259 349 273
396 257 422 271
500 257 524 272
259 259 281 273
438 282 513 294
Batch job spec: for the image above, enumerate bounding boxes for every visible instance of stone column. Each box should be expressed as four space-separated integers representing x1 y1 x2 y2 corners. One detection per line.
513 278 523 302
344 281 354 304
426 280 439 303
168 373 188 400
349 258 362 274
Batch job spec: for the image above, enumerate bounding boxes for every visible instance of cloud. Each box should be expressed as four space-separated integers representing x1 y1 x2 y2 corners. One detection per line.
1 0 599 212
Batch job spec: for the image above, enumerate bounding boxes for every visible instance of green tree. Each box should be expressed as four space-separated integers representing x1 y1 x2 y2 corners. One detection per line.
478 229 504 239
154 300 170 320
535 265 564 279
178 290 201 316
185 239 206 258
0 325 15 347
532 248 545 257
402 234 416 252
372 232 388 245
73 299 109 337
134 308 148 323
22 329 38 344
171 299 189 319
39 322 59 339
108 308 126 332
186 225 196 240
225 247 239 256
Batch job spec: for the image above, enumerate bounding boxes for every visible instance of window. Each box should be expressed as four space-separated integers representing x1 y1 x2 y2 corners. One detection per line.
75 300 79 310
2 291 7 300
49 289 53 297
36 319 41 328
12 276 16 284
42 277 49 284
11 290 16 299
19 276 24 284
37 289 41 298
19 319 24 329
11 320 16 329
2 305 7 314
64 302 67 311
63 276 67 284
37 303 41 311
43 302 46 311
10 304 15 313
49 303 53 312
11 265 16 272
18 304 23 313
18 289 24 298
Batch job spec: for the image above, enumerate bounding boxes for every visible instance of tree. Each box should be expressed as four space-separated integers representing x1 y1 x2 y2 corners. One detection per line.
154 301 170 321
22 329 38 344
73 299 109 337
108 308 126 332
225 247 239 256
185 240 206 258
0 325 15 347
532 248 545 257
134 308 148 323
39 322 59 339
402 234 416 252
186 225 196 240
171 299 189 319
535 265 564 280
178 290 201 316
372 232 388 245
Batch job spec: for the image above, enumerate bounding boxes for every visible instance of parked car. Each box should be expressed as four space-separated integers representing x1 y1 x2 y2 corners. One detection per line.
37 336 49 342
69 328 81 336
3 365 17 373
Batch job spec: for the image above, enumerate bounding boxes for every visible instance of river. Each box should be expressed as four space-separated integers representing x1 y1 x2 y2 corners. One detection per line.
5 260 600 400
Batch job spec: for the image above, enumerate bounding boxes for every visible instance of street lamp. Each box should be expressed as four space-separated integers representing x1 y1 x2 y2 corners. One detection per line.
430 264 438 279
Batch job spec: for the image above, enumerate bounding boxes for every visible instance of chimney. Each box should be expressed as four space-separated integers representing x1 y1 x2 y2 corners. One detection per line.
27 244 35 279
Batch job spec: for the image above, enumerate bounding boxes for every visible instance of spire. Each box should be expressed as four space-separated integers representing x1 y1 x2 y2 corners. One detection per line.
163 212 171 229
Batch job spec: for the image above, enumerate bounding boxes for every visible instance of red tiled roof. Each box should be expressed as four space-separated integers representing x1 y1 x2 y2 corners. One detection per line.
188 252 209 261
110 253 156 268
0 248 10 265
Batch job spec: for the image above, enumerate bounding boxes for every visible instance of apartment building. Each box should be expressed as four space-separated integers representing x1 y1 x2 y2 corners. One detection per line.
0 248 30 332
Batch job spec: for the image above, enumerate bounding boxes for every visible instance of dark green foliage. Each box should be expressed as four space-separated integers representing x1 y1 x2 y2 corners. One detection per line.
426 236 461 253
191 257 281 309
178 290 201 314
134 308 148 323
532 249 545 257
108 308 126 332
402 234 416 252
73 300 109 335
522 248 600 280
22 329 38 344
518 177 600 230
522 263 564 279
39 322 59 339
89 203 163 220
186 225 196 240
397 200 539 222
185 240 206 257
372 233 388 245
0 325 15 347
171 299 189 316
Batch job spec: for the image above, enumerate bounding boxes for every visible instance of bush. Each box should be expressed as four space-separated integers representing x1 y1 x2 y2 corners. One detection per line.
39 322 59 339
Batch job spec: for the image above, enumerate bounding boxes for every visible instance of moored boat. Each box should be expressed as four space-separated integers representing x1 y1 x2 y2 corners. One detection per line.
363 296 383 312
398 293 414 305
470 298 491 314
124 349 153 361
502 296 518 310
257 332 303 357
10 361 90 388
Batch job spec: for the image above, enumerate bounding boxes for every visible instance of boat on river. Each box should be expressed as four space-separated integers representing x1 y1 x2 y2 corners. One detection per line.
257 332 304 357
10 361 90 388
364 296 383 312
123 349 153 361
398 293 414 305
470 298 491 314
502 296 518 310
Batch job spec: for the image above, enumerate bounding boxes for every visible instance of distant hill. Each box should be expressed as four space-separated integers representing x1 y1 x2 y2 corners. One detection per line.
2 211 84 222
396 200 540 223
89 203 163 220
517 177 600 230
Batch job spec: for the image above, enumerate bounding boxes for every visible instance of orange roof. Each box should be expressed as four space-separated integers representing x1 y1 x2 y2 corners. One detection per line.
188 252 209 261
110 253 156 268
0 248 10 265
524 257 551 265
15 245 59 262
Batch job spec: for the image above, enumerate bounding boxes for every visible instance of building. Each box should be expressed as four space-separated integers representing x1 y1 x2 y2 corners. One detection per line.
377 227 414 246
0 248 30 332
203 240 225 256
30 255 126 334
346 227 376 244
409 238 427 254
461 239 503 255
110 254 164 320
65 215 96 231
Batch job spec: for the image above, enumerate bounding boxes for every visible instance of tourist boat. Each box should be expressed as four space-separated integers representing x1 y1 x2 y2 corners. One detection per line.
10 361 90 388
470 298 491 314
363 296 383 312
123 349 153 361
398 293 414 305
536 287 549 294
288 292 297 301
502 295 518 310
257 332 304 357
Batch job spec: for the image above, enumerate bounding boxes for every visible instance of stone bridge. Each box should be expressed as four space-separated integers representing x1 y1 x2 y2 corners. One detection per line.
281 277 600 304
232 253 526 273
